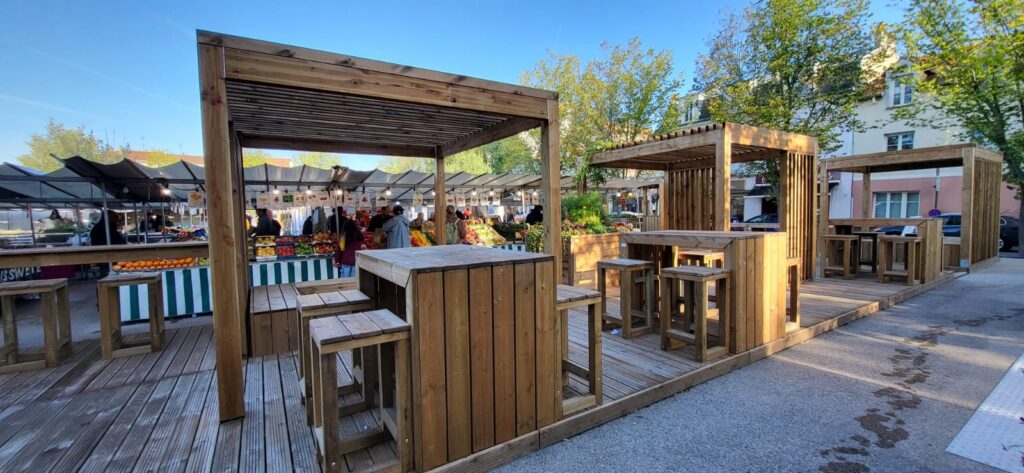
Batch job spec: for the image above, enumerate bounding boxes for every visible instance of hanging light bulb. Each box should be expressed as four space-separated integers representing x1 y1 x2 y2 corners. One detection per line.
431 190 436 196
516 190 523 196
334 189 342 196
305 189 313 195
272 186 280 195
161 186 172 196
488 190 494 197
385 188 392 196
532 190 538 197
471 190 477 196
615 192 621 197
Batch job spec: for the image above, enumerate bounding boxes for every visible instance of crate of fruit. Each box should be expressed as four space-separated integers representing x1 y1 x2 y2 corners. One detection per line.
276 245 297 259
255 236 276 247
255 246 277 261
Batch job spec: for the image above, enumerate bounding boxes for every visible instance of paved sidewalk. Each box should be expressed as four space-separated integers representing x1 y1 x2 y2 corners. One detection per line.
500 258 1024 473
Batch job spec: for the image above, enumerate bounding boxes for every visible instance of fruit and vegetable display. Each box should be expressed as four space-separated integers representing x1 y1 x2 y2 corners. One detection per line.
410 230 432 247
295 242 314 257
312 232 333 244
467 223 507 246
255 246 277 260
114 257 197 272
314 243 334 255
276 245 296 258
255 236 275 246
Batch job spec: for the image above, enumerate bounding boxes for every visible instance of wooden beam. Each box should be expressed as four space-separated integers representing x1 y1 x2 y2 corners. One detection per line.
240 134 435 157
824 143 991 173
727 123 818 155
198 42 245 421
435 147 447 245
197 30 559 101
222 48 548 120
439 117 542 157
959 146 975 267
541 100 562 275
714 124 731 230
591 129 720 167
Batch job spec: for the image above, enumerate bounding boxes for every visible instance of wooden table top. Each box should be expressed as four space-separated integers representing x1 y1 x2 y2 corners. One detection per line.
620 230 775 250
0 241 209 270
356 245 553 287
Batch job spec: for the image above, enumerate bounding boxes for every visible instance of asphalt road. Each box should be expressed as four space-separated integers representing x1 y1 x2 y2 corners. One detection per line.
499 258 1024 473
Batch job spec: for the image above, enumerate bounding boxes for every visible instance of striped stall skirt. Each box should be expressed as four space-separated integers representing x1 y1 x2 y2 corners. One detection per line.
118 256 336 321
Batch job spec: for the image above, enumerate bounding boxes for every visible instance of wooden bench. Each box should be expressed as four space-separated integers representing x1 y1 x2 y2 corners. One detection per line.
97 273 165 359
556 284 602 416
786 257 801 330
823 234 860 279
597 258 655 339
658 266 731 362
296 289 375 422
309 309 411 473
293 277 357 295
878 235 921 285
0 279 72 373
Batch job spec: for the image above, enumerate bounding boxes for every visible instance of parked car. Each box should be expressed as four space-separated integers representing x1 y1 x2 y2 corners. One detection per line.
937 213 1019 250
742 213 778 224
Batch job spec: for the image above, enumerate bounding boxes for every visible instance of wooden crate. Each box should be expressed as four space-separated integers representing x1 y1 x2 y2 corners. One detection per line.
562 233 622 288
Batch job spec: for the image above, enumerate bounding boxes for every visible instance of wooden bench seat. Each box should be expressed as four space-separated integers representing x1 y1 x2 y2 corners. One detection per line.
823 234 860 279
0 278 71 373
597 258 655 339
659 266 731 362
309 309 411 473
676 249 725 268
98 272 165 359
297 289 375 422
294 277 357 295
556 284 602 416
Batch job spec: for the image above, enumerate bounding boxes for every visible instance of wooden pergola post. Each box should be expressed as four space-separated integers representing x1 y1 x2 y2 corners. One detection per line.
861 171 872 218
714 124 732 231
434 146 447 245
198 43 245 421
960 146 975 267
818 160 830 278
541 99 562 272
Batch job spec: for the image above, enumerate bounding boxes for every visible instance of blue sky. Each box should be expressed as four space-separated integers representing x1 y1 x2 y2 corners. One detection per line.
0 0 903 170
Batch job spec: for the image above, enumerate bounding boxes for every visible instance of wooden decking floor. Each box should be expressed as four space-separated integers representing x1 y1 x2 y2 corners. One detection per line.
0 273 950 472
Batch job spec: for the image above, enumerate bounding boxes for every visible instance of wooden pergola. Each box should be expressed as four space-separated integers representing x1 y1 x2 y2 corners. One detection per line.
822 143 1003 268
197 31 562 421
591 122 819 277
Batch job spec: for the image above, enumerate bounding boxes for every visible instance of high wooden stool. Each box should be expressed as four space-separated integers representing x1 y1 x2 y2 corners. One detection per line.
296 289 375 422
676 248 725 268
853 231 883 274
823 235 860 279
309 309 411 473
658 266 731 362
596 258 655 339
556 284 602 416
878 235 921 285
0 279 72 373
786 257 801 330
97 272 165 359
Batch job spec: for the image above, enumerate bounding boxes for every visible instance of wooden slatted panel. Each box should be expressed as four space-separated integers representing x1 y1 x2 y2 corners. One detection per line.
468 266 495 452
410 271 447 470
444 269 472 460
513 262 536 436
780 152 818 279
491 264 517 444
972 159 1001 263
664 167 715 230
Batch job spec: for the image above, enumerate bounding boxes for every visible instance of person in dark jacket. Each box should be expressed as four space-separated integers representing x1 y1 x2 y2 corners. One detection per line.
90 210 127 246
249 209 281 237
525 205 543 225
301 215 314 236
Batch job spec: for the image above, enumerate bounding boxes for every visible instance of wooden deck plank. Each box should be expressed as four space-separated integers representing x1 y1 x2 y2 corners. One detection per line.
261 355 293 473
239 356 265 473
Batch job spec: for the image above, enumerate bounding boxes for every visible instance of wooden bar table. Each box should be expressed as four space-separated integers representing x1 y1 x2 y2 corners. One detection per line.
620 230 789 353
355 245 559 471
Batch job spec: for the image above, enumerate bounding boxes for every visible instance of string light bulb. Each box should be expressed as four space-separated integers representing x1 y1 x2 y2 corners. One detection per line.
272 186 280 195
488 190 494 197
385 188 392 196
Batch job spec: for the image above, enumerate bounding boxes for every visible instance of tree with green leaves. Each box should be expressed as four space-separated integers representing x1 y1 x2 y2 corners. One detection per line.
521 38 682 190
293 151 343 169
483 135 539 174
694 0 875 186
143 150 183 167
242 149 271 168
897 0 1024 255
377 148 492 175
17 119 130 172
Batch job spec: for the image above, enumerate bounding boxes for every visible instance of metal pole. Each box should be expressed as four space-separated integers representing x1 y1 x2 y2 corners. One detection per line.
26 205 37 247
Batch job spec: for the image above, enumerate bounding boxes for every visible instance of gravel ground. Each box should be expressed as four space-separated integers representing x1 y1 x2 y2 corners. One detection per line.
499 258 1024 473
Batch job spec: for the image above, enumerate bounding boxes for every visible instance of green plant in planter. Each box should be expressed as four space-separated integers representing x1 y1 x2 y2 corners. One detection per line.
562 192 608 233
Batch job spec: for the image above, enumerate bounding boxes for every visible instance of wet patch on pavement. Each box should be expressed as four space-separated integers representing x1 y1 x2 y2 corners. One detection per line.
818 310 1022 472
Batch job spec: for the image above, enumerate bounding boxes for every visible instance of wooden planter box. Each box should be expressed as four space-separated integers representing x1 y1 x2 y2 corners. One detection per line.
562 233 623 288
